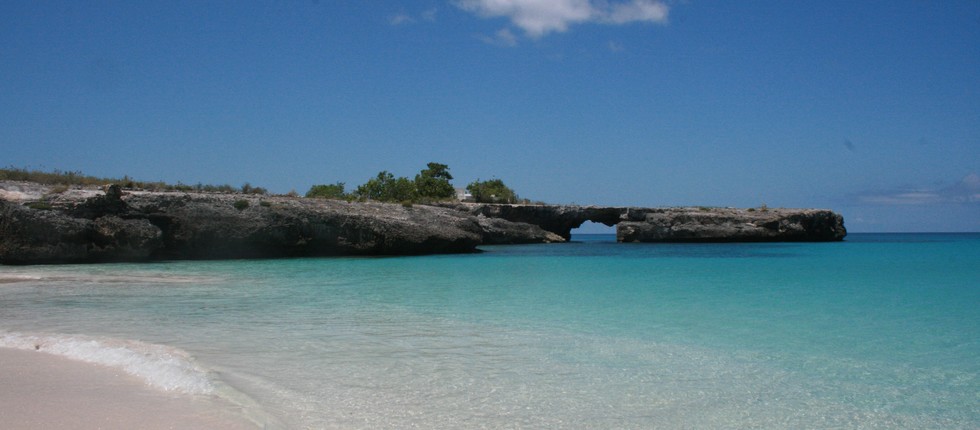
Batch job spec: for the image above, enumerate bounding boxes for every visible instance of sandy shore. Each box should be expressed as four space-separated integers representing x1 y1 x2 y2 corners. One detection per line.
0 347 260 430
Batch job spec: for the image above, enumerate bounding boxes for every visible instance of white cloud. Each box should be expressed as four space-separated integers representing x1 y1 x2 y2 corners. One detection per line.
855 174 980 205
389 13 415 26
456 0 668 38
605 0 668 24
421 8 439 22
942 173 980 203
859 192 943 205
457 0 593 36
390 8 438 26
478 28 519 47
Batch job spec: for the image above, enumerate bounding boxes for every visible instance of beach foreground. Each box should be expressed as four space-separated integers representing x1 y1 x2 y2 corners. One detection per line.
0 348 258 430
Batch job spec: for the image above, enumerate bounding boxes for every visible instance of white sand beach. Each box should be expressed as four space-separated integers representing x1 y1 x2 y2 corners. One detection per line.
0 348 258 430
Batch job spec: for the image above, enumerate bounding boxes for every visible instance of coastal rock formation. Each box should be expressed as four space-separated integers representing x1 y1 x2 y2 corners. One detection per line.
0 184 495 264
0 201 163 264
474 216 566 245
445 203 846 243
1 181 846 265
441 203 621 240
616 207 846 242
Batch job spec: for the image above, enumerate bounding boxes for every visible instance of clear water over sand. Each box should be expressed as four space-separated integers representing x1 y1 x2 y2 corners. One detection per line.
1 233 977 428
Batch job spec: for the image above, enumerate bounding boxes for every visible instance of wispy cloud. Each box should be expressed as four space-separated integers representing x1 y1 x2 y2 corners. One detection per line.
854 173 980 205
478 28 519 47
389 13 415 26
604 0 668 24
455 0 668 39
389 8 438 26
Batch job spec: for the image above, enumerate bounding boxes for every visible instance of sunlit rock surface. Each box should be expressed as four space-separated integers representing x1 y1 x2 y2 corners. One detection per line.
1 182 845 265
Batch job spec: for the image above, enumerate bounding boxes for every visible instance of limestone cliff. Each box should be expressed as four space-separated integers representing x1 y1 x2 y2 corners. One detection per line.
1 182 846 265
444 203 846 242
616 207 846 242
0 184 491 264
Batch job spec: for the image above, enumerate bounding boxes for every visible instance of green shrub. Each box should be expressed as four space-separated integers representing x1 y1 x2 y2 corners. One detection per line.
241 183 267 195
466 179 518 204
233 199 249 210
305 182 347 199
0 167 113 186
414 162 455 200
355 171 417 202
0 167 270 195
25 201 53 210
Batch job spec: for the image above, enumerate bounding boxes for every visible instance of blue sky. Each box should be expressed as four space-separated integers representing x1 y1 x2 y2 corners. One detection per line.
1 1 977 232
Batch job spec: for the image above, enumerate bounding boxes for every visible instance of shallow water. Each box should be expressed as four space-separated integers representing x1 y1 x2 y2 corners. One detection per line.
1 233 977 428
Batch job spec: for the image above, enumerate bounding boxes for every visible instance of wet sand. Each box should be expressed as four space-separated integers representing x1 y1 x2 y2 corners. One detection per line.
0 347 259 429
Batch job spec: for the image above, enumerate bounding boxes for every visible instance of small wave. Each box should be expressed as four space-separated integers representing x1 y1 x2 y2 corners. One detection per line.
0 270 223 286
0 331 214 395
0 275 43 283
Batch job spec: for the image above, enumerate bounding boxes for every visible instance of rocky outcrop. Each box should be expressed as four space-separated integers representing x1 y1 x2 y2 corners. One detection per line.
474 216 565 244
616 207 846 242
0 186 497 264
0 201 163 264
440 203 621 240
1 181 846 264
443 203 846 243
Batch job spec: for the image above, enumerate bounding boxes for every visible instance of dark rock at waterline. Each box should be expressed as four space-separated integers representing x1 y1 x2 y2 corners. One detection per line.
0 191 494 264
0 201 162 264
439 203 621 240
474 216 566 245
616 207 847 242
441 203 846 243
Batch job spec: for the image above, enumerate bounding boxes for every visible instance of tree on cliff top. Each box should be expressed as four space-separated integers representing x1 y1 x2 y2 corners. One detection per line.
415 162 455 200
305 182 347 200
467 179 518 204
354 171 417 202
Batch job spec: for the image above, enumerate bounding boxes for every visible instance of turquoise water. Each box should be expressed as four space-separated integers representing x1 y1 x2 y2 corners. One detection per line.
1 233 977 428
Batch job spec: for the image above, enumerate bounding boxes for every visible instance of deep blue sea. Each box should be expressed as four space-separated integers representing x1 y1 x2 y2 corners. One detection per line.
1 233 978 428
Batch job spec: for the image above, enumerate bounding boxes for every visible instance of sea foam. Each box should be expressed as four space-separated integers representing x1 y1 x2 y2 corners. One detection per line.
0 330 214 395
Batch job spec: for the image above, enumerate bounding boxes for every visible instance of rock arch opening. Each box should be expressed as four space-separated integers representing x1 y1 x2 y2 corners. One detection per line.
570 221 616 237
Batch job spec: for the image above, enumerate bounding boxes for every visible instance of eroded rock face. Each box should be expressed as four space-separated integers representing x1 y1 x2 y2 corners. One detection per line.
474 216 566 245
0 189 490 264
442 203 621 240
0 181 847 265
616 208 846 242
443 203 846 243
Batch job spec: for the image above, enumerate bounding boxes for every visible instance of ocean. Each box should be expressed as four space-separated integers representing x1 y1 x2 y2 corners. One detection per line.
1 233 977 429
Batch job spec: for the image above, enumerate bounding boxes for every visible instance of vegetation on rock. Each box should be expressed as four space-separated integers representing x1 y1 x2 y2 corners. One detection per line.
3 164 527 205
466 179 518 204
349 162 466 203
414 162 455 200
305 182 347 200
354 171 417 202
0 167 267 195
